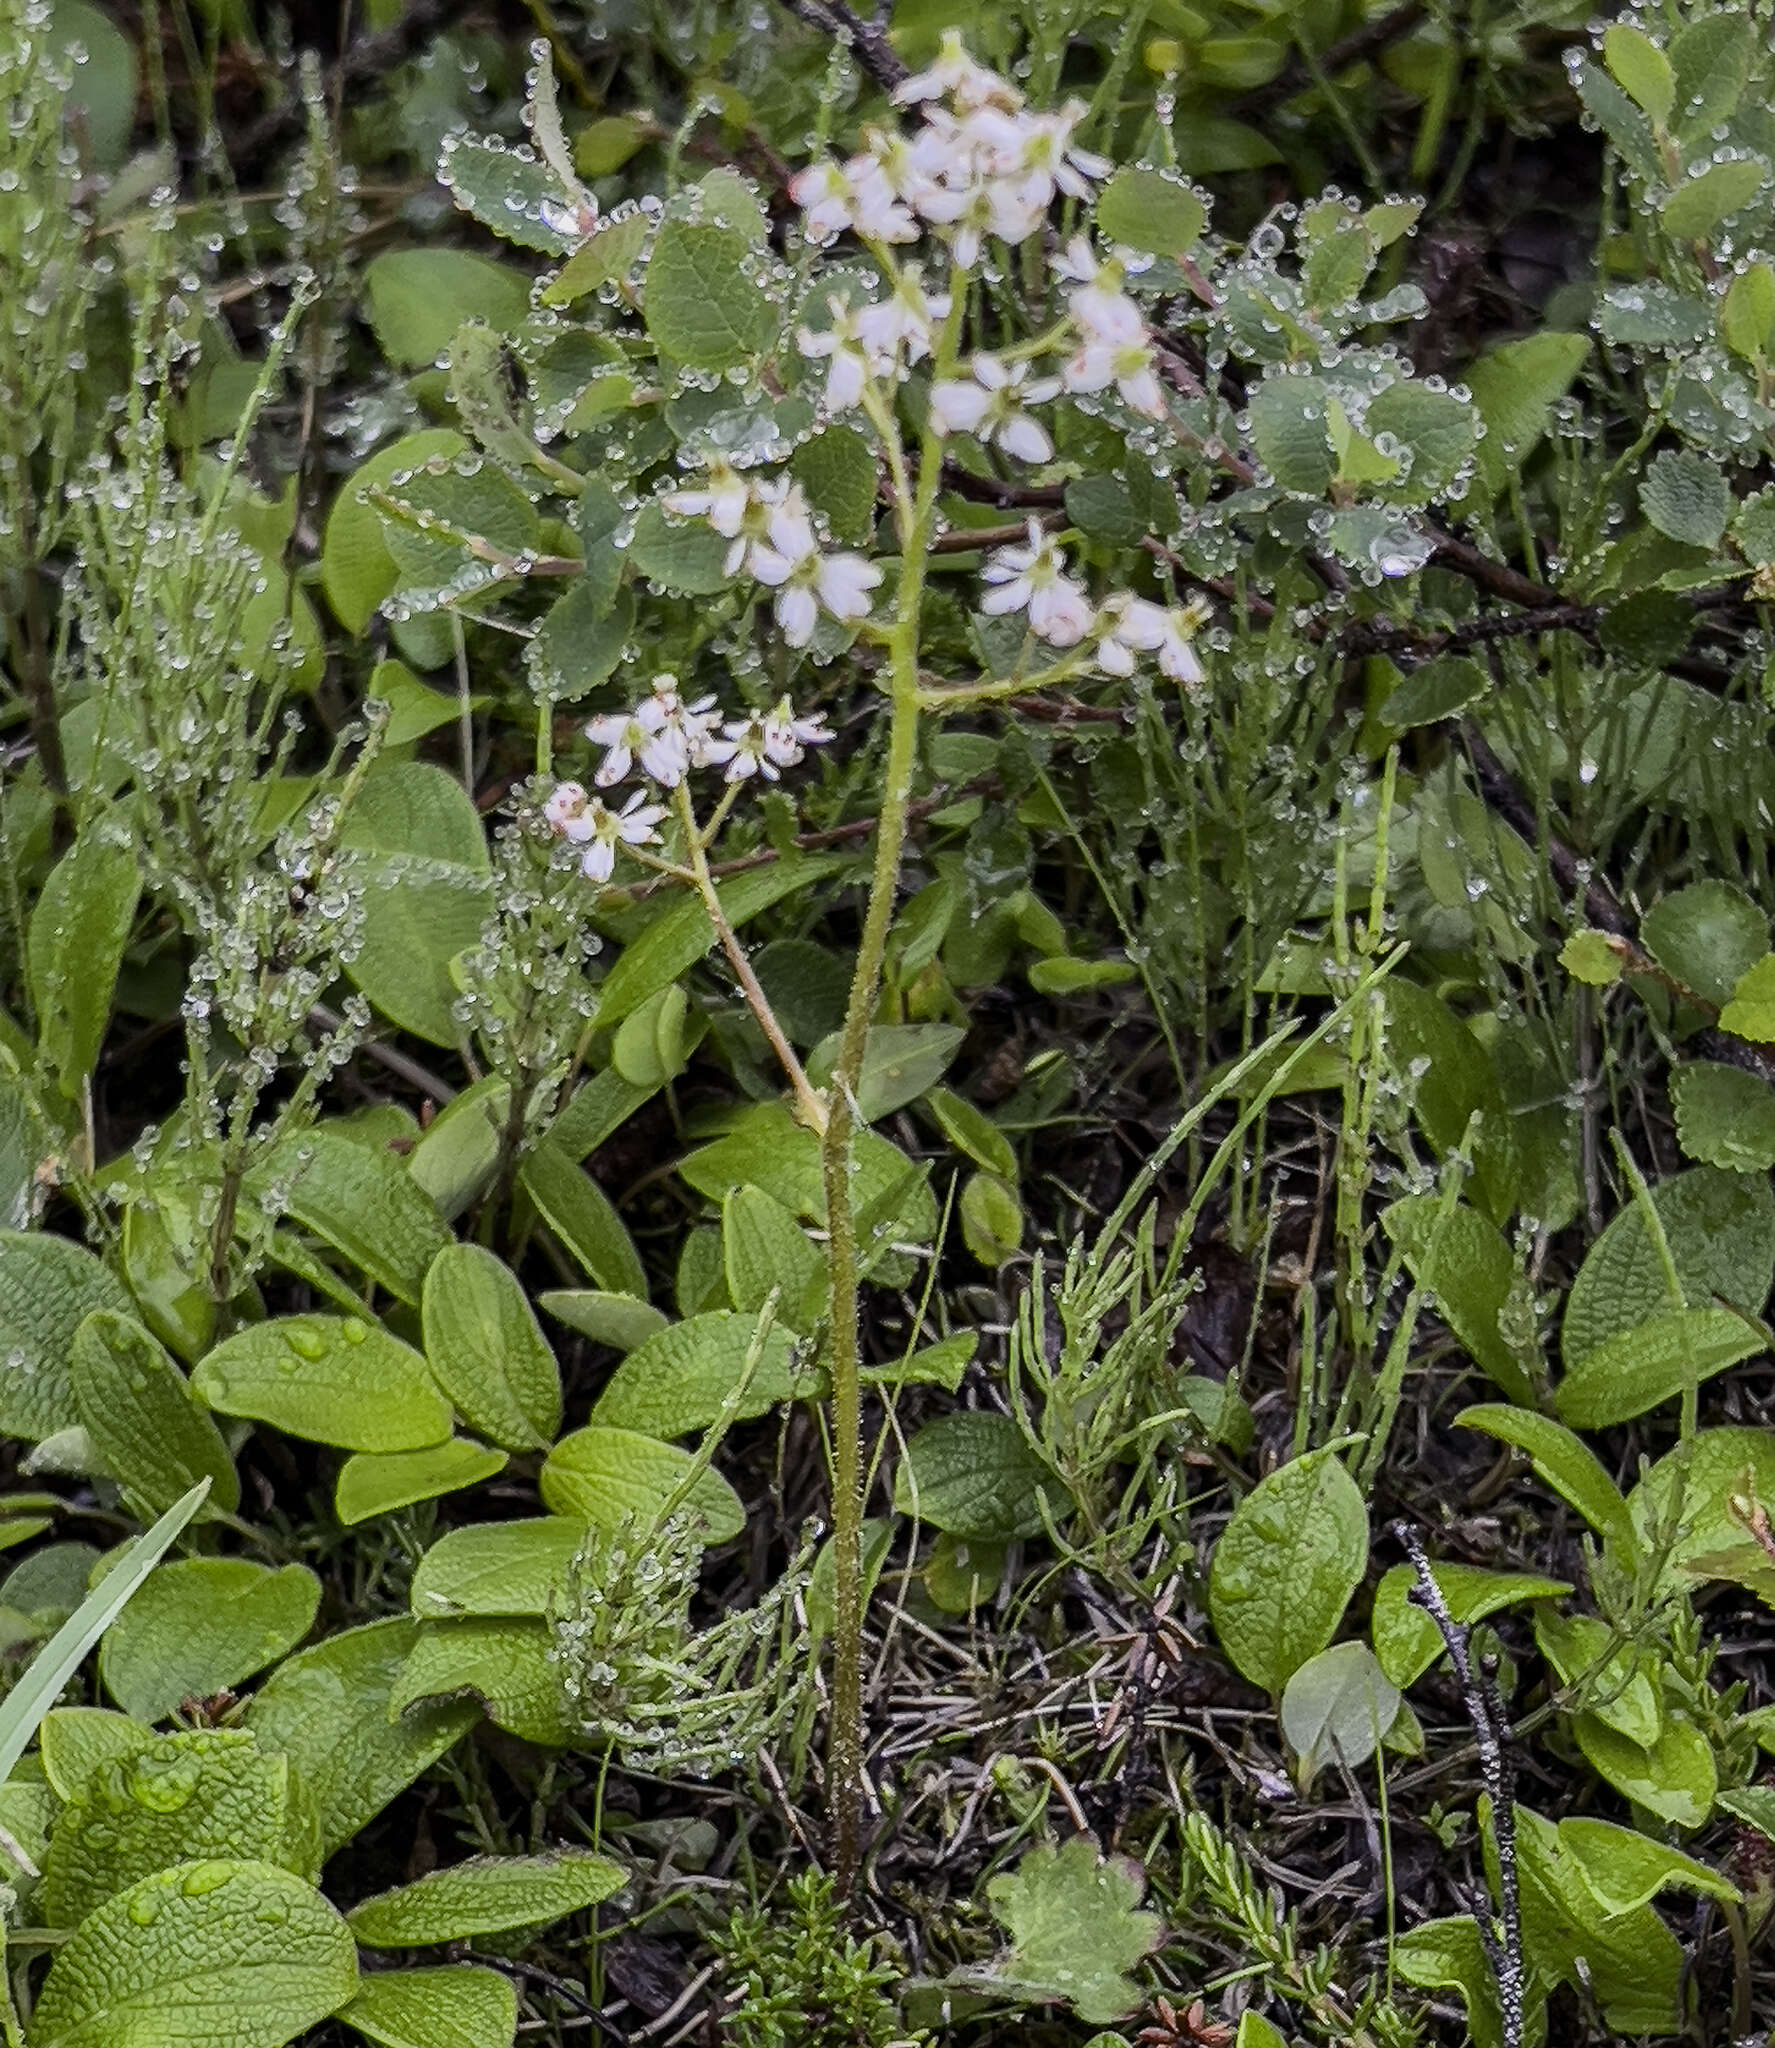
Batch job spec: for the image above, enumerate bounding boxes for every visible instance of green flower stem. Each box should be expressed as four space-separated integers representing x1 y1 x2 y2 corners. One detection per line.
822 267 967 1889
670 781 827 1135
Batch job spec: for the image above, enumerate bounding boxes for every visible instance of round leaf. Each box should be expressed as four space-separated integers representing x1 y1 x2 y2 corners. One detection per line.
194 1315 452 1453
1208 1449 1368 1693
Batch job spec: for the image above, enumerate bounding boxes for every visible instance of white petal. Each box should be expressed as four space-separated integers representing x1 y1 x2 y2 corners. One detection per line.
997 413 1053 464
580 840 616 882
776 586 819 645
929 380 993 435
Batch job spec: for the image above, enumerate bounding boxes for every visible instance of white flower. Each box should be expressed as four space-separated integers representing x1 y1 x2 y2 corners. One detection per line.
928 353 1058 462
852 269 950 365
1089 593 1173 676
583 687 691 788
763 695 835 765
976 101 1110 206
648 673 728 764
751 546 883 646
893 30 1021 114
1062 336 1167 419
1156 604 1209 685
789 156 918 244
1055 235 1149 344
579 790 668 882
980 520 1092 645
662 459 751 538
543 780 596 843
797 297 880 412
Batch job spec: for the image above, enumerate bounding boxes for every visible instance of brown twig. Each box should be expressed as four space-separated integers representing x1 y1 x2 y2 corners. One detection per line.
1235 0 1429 117
768 0 908 92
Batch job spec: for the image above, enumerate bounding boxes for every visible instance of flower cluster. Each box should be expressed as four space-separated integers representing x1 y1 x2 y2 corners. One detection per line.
643 37 1200 714
981 519 1208 681
661 466 880 649
542 674 835 878
790 32 1107 265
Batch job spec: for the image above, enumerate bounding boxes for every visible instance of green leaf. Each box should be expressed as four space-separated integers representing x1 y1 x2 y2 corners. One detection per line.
1094 167 1205 257
1561 1165 1775 1369
1553 1304 1765 1427
1379 654 1488 732
806 1023 965 1122
721 1186 825 1334
1208 1450 1367 1694
322 430 467 634
1668 10 1752 138
364 251 530 370
1455 1404 1633 1550
1279 1640 1401 1777
410 1517 589 1619
1381 1197 1534 1405
1598 281 1713 347
1535 1609 1663 1747
0 1232 131 1442
264 1126 450 1306
959 1170 1024 1267
47 0 138 168
1640 447 1732 548
1396 1916 1510 2048
349 1850 624 1946
679 1101 937 1247
596 857 844 1026
590 1308 810 1437
1723 952 1775 1039
1574 1709 1716 1827
1573 59 1662 183
542 212 650 306
1735 488 1775 565
1559 928 1627 987
42 1729 293 1928
40 1706 153 1801
924 1087 1016 1180
70 1311 237 1518
29 1859 357 2048
335 1440 507 1527
541 1426 745 1542
1558 1814 1738 1913
438 136 572 255
390 1618 575 1746
1027 956 1138 995
979 1836 1163 2025
790 427 878 544
1247 378 1333 494
1457 1409 1637 1548
1365 380 1478 501
517 1143 647 1300
893 1412 1063 1541
529 582 636 701
422 1243 561 1452
538 1290 669 1352
407 1078 508 1221
1673 1061 1775 1171
610 984 690 1090
338 762 493 1046
28 836 139 1097
1602 22 1674 124
0 1483 210 1791
1234 2017 1289 2048
1371 1560 1570 1688
1466 332 1590 491
1722 261 1775 361
100 1559 321 1724
1625 1426 1775 1593
194 1315 452 1453
625 502 734 594
245 1620 477 1861
1661 157 1768 241
643 221 775 369
1383 982 1515 1221
339 1966 517 2048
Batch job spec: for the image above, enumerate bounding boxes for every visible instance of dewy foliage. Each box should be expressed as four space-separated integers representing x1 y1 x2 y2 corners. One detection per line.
7 0 1775 2041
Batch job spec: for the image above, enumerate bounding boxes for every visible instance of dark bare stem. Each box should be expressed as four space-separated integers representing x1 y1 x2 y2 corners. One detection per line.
1396 1524 1523 2048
